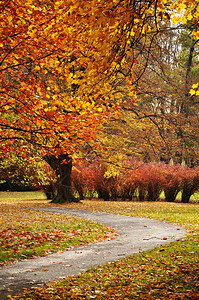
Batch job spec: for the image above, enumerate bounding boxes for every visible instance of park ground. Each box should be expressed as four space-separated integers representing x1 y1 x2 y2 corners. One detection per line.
0 191 198 299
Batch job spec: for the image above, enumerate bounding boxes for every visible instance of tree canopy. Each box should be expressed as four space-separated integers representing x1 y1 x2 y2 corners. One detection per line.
1 0 198 156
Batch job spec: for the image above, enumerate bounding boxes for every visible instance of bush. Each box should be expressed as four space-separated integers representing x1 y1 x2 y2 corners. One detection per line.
72 160 199 203
90 162 118 201
0 156 56 194
180 166 199 203
118 160 142 201
162 164 182 202
72 162 96 199
136 162 166 201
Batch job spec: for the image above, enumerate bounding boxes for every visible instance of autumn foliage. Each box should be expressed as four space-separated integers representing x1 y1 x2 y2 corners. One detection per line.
0 0 198 158
71 162 96 200
162 164 183 203
179 166 199 203
0 156 56 192
72 161 199 203
0 0 198 203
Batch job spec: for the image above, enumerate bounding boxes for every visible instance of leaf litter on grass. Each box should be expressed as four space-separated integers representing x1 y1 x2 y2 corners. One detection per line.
12 236 199 300
10 199 199 300
0 199 116 265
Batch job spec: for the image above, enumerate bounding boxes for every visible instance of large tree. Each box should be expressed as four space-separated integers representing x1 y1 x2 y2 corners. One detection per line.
0 0 198 202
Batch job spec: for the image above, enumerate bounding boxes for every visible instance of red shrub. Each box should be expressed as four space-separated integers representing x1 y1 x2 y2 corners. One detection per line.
72 162 96 199
136 162 166 201
90 161 120 201
162 164 182 202
179 166 199 203
72 160 199 204
118 160 142 200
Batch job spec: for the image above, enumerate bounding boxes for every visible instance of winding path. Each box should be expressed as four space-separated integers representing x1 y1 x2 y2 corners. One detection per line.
0 207 187 299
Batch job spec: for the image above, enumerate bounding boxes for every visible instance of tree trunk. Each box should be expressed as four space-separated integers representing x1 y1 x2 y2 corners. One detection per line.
44 154 78 203
138 188 146 201
97 189 110 201
181 189 192 203
164 188 179 202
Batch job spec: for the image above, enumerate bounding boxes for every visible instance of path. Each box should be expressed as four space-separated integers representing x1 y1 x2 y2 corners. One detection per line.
0 207 187 299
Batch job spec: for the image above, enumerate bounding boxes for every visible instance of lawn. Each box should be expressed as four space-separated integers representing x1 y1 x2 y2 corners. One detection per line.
1 193 199 299
0 194 116 266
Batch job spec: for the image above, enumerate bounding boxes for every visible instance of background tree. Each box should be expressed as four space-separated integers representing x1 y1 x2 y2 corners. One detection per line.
100 20 199 167
135 24 199 165
0 153 56 193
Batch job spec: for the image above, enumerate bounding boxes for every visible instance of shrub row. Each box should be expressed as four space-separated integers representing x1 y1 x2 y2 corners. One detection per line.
72 161 199 203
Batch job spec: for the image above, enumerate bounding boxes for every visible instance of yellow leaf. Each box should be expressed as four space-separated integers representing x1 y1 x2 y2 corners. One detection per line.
179 3 186 10
181 16 187 24
187 13 193 21
192 83 199 89
189 89 196 96
129 91 135 97
172 15 180 25
7 15 12 23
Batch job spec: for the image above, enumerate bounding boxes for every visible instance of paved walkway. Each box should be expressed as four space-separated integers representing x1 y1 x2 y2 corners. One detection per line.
0 207 187 299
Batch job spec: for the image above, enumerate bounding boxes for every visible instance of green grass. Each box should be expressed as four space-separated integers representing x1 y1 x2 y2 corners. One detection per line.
0 219 115 265
180 190 199 201
0 198 116 265
160 190 199 202
12 199 199 300
0 190 198 202
0 190 47 200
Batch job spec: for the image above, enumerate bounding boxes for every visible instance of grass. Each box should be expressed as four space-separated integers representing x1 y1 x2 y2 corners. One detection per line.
1 193 198 299
0 190 47 200
59 200 199 233
190 191 199 201
0 196 116 266
160 190 199 202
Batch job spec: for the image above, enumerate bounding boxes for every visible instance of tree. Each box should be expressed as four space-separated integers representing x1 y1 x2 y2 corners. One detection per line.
0 153 56 192
134 24 199 165
0 0 198 202
102 22 199 166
